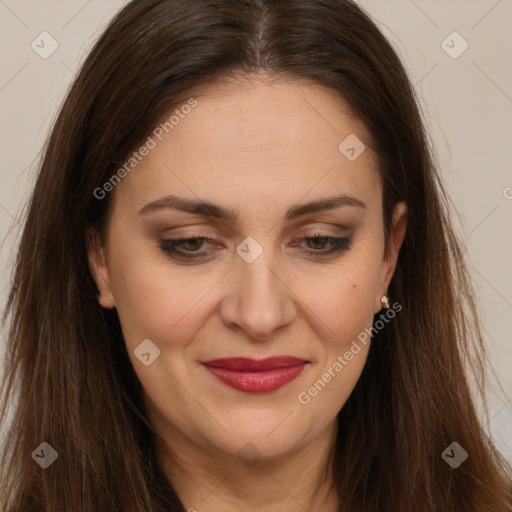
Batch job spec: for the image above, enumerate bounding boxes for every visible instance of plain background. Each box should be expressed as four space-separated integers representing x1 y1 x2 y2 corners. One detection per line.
1 0 511 463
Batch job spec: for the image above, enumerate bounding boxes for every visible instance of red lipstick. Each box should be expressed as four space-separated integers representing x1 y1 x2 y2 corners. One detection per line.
201 357 308 393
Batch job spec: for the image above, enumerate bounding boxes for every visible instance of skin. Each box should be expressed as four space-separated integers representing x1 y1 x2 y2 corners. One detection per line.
87 72 407 511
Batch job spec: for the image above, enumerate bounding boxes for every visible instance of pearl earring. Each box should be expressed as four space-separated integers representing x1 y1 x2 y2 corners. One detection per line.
381 295 390 309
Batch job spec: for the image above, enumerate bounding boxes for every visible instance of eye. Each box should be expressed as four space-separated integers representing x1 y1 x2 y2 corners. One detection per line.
159 231 352 261
291 231 352 258
159 235 216 260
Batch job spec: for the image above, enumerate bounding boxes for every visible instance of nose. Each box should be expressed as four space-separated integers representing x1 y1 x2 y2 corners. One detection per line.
219 245 296 341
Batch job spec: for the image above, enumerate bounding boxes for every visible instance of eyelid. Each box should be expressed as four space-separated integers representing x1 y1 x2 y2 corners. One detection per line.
294 224 351 237
160 223 351 243
160 222 350 238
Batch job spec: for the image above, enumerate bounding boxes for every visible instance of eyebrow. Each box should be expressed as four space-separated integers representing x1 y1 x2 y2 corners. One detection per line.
138 194 367 221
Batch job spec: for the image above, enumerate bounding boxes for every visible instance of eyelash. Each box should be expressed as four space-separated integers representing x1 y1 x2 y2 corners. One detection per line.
159 231 352 260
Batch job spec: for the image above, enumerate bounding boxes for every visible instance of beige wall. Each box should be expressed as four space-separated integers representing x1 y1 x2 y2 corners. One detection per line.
1 1 511 461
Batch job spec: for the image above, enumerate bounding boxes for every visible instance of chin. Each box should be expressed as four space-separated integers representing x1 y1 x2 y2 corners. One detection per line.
201 411 312 461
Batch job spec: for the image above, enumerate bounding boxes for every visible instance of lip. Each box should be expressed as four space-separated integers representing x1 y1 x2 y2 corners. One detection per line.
201 357 309 393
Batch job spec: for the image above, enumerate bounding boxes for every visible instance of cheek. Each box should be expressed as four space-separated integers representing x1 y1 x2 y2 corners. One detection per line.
293 273 376 420
110 258 218 350
299 259 379 340
293 259 378 402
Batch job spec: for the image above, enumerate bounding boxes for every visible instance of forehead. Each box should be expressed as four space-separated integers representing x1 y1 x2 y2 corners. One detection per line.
113 74 381 219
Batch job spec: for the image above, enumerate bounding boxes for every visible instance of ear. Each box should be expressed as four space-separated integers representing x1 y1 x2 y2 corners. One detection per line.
375 201 407 312
85 227 115 309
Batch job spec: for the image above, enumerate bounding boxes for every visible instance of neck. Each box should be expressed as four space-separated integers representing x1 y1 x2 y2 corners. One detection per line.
154 420 340 512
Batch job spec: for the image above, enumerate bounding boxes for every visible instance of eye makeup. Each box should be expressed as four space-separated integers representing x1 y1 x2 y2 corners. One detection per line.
159 230 352 262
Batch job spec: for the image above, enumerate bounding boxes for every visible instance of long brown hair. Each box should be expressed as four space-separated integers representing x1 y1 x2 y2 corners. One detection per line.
1 0 511 510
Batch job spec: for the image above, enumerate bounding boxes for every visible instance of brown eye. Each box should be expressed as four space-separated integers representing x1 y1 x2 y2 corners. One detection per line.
180 238 207 251
293 232 352 258
159 232 352 262
305 236 330 250
160 236 216 259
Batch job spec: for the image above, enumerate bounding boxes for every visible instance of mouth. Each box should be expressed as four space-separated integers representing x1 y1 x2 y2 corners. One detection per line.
201 356 309 393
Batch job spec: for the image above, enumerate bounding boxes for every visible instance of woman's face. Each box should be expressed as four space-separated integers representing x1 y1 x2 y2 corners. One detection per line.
88 74 407 464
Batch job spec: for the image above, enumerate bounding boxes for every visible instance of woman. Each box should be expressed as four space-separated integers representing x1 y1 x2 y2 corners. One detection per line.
1 0 511 510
